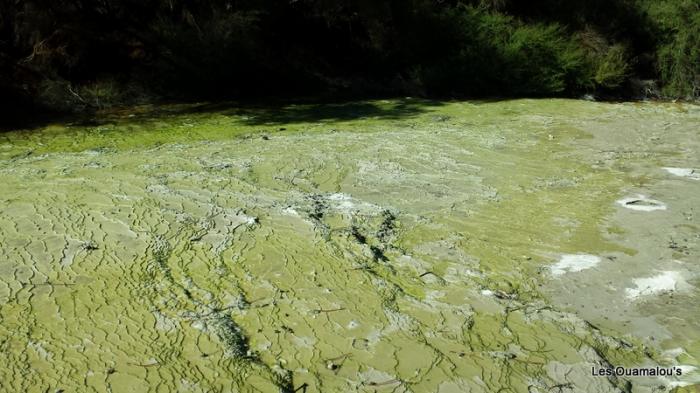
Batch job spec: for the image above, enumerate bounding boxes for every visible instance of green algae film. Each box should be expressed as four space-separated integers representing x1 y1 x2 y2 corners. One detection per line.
0 99 698 392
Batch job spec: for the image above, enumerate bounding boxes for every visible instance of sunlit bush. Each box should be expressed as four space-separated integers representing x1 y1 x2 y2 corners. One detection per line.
642 0 700 98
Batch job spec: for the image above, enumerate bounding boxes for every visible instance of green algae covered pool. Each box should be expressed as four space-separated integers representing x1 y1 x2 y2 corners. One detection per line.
1 99 699 392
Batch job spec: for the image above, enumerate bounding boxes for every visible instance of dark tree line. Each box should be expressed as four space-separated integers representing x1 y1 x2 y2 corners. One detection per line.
1 0 698 120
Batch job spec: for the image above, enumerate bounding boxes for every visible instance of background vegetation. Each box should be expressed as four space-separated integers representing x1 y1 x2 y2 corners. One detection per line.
1 0 698 122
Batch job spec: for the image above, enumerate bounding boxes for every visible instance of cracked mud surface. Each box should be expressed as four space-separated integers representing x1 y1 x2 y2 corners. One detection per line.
0 99 698 392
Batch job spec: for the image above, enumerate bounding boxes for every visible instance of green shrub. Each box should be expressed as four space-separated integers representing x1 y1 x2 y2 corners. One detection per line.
419 7 589 96
2 0 698 109
593 44 631 89
503 23 588 94
641 0 700 98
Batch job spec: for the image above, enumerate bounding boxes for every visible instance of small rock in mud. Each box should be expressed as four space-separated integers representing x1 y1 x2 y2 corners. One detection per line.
616 195 667 211
663 167 700 180
352 338 369 350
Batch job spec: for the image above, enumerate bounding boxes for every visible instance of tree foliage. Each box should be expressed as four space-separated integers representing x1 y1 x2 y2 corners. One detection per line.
1 0 698 116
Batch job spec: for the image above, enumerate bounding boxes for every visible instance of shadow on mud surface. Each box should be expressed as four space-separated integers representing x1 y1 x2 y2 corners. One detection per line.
1 98 448 134
99 98 447 125
228 99 446 125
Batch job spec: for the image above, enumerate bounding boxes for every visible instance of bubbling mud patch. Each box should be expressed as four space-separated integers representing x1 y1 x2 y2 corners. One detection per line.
663 167 700 180
625 271 689 299
616 194 667 211
550 254 602 276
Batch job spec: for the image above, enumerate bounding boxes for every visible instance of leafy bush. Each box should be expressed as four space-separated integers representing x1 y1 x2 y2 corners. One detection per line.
503 23 588 94
419 7 589 96
592 44 631 89
642 0 700 98
147 8 267 97
1 0 698 115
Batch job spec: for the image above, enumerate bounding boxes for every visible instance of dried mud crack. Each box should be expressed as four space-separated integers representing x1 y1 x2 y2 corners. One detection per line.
0 99 698 392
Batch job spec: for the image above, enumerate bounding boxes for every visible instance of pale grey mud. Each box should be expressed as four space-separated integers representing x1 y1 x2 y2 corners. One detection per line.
0 99 698 392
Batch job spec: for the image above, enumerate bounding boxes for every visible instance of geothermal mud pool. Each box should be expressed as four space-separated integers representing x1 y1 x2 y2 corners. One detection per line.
0 99 698 392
